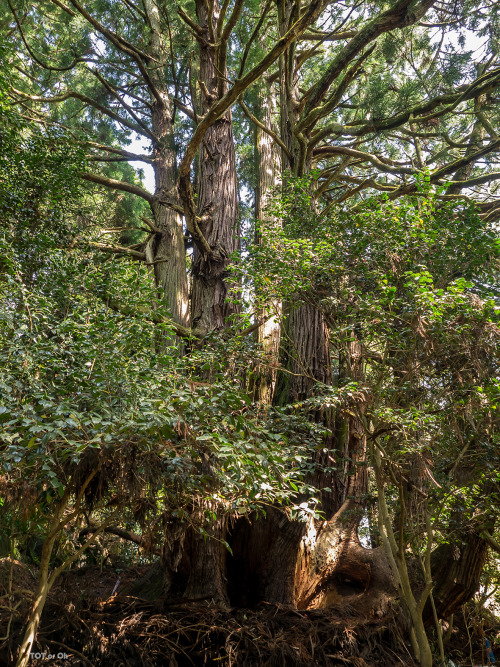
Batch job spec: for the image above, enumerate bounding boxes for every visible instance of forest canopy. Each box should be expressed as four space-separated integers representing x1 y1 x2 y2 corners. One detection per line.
1 0 500 665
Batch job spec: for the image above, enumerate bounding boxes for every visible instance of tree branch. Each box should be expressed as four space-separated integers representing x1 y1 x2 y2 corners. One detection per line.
481 531 500 555
87 142 154 163
11 87 153 139
141 216 162 233
299 44 376 132
80 173 154 203
79 524 161 556
237 0 272 79
312 145 414 175
351 138 500 207
300 30 357 41
66 0 154 62
303 0 438 116
239 98 291 160
177 7 204 37
87 66 154 138
88 242 147 260
65 0 165 107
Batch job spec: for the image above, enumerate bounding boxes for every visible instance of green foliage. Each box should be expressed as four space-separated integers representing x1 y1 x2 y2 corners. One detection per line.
245 175 500 550
0 123 324 553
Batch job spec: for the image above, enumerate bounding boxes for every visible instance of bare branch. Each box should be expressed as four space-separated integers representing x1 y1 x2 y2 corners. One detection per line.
300 30 357 41
221 0 245 41
87 142 154 163
173 97 196 121
352 138 500 207
88 242 147 260
141 216 162 233
312 145 414 175
79 524 161 556
80 173 155 203
239 97 291 160
47 0 76 17
313 66 500 140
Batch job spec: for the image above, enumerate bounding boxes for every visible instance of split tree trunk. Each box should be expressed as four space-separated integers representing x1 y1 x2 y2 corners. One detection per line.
231 0 372 608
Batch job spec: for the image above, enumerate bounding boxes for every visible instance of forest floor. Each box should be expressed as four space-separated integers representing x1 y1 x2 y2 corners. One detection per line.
1 558 498 667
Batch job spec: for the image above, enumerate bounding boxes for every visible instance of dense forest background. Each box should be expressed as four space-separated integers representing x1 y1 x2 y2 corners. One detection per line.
1 0 500 665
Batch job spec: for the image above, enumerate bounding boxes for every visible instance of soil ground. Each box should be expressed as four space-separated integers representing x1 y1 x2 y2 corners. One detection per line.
1 558 499 666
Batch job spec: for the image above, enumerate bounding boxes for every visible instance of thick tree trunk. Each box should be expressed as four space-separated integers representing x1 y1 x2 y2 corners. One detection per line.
159 0 240 607
236 0 372 607
253 83 282 404
426 524 490 624
274 302 331 404
295 500 394 613
190 0 239 335
181 508 230 606
145 129 189 332
243 303 335 606
143 0 189 334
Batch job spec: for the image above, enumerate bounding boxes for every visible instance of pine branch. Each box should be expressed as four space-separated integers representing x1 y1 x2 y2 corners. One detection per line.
65 0 166 107
11 87 153 139
303 0 438 116
87 67 154 138
7 0 81 72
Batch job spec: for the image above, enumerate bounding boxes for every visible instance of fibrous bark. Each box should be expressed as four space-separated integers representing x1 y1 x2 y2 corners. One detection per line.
190 0 239 335
252 81 282 404
144 0 189 335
